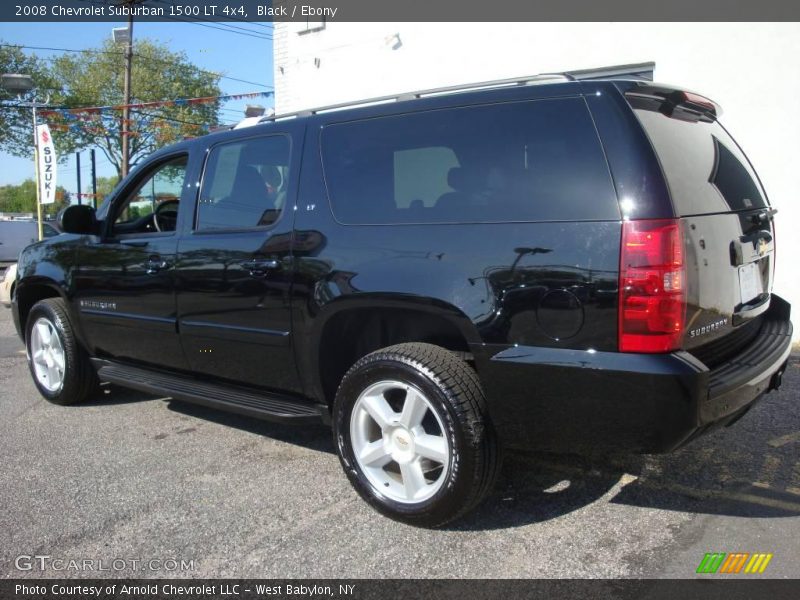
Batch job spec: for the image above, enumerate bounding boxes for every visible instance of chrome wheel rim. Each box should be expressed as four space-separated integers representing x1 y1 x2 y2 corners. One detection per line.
30 317 65 393
350 380 450 504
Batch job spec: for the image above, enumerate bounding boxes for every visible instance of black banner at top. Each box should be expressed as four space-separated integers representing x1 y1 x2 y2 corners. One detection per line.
2 0 800 22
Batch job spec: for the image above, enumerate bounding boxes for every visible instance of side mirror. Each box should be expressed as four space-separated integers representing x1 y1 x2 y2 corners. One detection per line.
58 204 99 235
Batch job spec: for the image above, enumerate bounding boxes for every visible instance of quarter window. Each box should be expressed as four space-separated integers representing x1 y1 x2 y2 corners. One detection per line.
197 136 290 231
321 98 618 224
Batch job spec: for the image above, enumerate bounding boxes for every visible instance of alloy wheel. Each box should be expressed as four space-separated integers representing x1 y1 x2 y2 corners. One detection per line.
350 380 450 503
29 317 66 393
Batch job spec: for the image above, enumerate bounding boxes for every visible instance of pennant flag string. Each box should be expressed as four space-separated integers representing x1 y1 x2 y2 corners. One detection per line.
37 90 264 138
39 90 272 118
46 114 212 138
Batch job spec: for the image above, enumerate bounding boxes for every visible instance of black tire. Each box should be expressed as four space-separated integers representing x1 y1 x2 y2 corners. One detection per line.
333 342 500 527
25 298 99 405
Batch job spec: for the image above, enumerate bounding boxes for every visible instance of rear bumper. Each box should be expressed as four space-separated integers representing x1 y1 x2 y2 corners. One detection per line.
477 295 793 454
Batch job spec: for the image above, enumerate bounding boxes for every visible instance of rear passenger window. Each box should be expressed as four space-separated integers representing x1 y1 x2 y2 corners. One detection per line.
394 147 459 209
197 135 290 230
321 98 618 224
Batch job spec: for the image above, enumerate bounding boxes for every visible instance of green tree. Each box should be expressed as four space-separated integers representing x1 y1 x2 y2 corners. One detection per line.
1 39 222 179
92 175 121 207
0 178 70 215
0 44 58 162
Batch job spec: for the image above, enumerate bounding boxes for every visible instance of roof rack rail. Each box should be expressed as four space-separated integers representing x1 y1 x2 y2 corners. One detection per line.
259 71 576 123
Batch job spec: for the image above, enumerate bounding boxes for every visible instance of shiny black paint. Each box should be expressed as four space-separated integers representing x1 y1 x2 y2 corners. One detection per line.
11 79 793 455
682 210 775 351
174 124 305 393
623 86 779 352
482 296 791 453
71 148 197 371
289 168 622 404
12 234 80 338
484 345 707 453
74 234 184 368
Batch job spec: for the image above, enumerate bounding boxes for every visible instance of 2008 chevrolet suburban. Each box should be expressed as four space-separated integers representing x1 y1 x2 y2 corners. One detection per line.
12 75 792 526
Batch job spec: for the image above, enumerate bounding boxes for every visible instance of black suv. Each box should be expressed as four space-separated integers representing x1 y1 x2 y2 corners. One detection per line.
11 77 793 526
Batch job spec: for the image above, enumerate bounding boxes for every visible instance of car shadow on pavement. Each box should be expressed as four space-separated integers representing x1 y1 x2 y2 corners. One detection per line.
83 362 800 532
452 384 800 530
80 383 162 406
454 360 800 531
451 449 798 533
449 451 625 531
165 398 336 455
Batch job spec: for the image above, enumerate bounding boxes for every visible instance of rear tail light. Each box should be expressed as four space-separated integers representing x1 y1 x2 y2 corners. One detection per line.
619 219 686 353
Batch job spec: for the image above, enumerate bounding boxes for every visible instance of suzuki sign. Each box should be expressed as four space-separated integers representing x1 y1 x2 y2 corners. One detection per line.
36 124 57 205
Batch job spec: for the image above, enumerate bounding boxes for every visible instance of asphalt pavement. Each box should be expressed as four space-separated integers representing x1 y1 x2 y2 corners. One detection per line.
0 300 798 579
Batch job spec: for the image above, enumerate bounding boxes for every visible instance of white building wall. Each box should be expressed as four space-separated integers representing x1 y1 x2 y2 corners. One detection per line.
274 23 800 341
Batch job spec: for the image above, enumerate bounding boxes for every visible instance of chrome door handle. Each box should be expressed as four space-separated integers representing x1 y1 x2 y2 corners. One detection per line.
145 257 170 274
243 258 281 277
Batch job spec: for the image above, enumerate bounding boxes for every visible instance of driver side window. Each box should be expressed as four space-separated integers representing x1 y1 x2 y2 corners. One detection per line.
112 155 188 235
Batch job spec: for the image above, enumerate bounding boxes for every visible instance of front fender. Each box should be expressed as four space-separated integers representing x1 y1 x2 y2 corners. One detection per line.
14 236 81 343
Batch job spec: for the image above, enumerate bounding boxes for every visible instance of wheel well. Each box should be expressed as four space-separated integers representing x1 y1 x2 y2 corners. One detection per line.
317 307 471 405
16 283 60 340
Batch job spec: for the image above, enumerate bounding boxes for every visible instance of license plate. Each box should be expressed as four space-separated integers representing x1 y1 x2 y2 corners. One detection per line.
738 261 763 304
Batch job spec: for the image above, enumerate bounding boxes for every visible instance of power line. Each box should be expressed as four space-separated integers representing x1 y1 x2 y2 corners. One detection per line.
148 0 274 39
146 0 274 32
159 15 274 41
0 44 273 90
76 0 273 41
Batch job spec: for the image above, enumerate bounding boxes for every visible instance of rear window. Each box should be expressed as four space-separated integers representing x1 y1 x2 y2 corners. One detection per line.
321 98 618 224
634 108 767 216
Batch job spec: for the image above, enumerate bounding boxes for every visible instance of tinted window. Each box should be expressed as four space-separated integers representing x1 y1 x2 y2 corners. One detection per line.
321 99 618 224
113 156 187 233
634 109 767 215
197 136 290 230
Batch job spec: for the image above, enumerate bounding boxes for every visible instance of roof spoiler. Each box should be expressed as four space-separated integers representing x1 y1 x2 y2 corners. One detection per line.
624 83 722 120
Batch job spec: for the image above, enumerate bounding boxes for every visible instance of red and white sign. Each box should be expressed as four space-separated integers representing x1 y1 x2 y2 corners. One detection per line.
36 124 57 205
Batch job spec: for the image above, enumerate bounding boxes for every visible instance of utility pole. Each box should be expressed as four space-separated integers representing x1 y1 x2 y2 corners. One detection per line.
32 100 43 239
121 10 134 178
76 151 82 206
90 149 98 209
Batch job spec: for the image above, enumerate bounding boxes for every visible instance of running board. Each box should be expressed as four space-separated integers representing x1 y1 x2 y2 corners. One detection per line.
93 360 327 425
